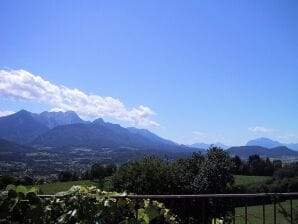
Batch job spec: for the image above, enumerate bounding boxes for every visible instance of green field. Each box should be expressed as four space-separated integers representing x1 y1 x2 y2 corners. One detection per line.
234 175 272 186
235 199 298 224
233 175 297 223
33 175 270 195
33 180 98 194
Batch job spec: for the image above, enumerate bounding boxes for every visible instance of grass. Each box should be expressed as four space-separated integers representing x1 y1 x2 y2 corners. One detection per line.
235 199 298 224
34 175 271 195
33 180 98 194
234 175 272 186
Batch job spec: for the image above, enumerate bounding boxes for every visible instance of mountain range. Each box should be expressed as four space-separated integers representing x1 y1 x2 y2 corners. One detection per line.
246 137 298 151
227 146 298 158
191 138 298 158
1 110 298 160
0 110 199 153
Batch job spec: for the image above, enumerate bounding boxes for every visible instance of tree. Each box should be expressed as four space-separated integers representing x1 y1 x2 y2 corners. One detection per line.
112 156 175 194
172 152 204 193
273 160 282 171
58 171 73 182
231 156 242 174
264 158 274 176
90 163 107 180
247 155 266 176
105 164 117 176
23 176 34 185
192 147 234 193
171 148 235 223
111 148 235 223
0 174 16 189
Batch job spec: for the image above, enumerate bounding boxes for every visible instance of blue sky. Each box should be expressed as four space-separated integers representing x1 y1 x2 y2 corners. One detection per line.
1 0 298 145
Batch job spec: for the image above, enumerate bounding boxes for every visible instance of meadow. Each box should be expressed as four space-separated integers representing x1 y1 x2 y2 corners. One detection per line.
33 180 98 194
32 175 271 194
235 199 298 224
234 175 271 186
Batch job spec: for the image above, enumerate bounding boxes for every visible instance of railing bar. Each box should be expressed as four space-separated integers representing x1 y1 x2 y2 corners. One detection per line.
232 207 236 224
9 192 295 199
110 193 298 199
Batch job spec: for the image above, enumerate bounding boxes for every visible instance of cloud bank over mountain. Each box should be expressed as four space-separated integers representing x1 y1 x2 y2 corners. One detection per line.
0 69 158 126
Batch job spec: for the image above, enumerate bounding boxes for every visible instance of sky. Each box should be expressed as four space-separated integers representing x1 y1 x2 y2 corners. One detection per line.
0 0 298 146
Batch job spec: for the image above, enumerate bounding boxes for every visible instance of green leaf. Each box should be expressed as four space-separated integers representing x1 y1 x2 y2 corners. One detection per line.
145 204 159 221
7 189 17 198
5 184 16 191
28 187 38 193
138 208 150 224
16 185 27 194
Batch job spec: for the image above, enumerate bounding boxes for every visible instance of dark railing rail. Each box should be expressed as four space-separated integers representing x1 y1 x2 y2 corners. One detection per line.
111 192 298 199
37 192 298 224
37 192 298 198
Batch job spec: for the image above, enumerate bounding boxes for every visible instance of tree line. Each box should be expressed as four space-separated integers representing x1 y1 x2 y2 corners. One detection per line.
231 154 282 176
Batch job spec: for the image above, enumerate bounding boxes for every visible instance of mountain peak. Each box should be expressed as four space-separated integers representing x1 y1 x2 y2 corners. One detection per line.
246 138 282 148
93 118 105 124
37 110 84 128
15 109 32 116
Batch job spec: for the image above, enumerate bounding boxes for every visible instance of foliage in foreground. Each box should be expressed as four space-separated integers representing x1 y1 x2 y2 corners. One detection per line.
112 148 235 223
0 185 178 224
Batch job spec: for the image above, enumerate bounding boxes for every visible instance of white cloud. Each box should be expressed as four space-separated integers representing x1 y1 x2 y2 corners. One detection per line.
248 126 274 133
0 110 14 117
0 69 159 126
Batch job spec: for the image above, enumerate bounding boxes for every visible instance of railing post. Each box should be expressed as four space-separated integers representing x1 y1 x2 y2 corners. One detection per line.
202 198 206 224
262 202 265 224
273 199 276 224
290 199 293 224
135 199 139 221
245 203 248 224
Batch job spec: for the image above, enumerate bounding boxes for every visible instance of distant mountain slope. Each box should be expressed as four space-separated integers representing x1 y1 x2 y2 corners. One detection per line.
0 138 36 153
227 145 298 158
1 110 201 153
0 138 37 162
287 143 298 151
246 137 298 151
246 138 283 148
0 110 50 144
32 120 199 153
0 110 85 144
191 143 210 149
127 127 177 146
191 142 228 150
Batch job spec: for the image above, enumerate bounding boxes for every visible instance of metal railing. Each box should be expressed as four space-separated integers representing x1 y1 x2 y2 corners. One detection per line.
112 193 298 224
38 192 298 224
